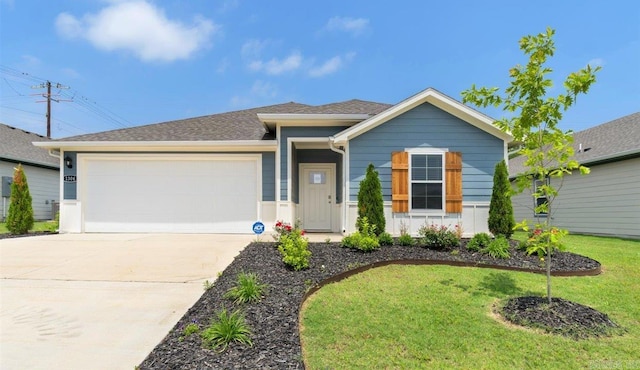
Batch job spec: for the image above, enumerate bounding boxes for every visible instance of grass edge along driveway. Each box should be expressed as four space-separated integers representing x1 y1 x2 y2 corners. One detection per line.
300 234 640 369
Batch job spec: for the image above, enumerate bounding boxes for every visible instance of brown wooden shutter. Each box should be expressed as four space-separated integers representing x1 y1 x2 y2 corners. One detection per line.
445 151 462 213
391 151 409 213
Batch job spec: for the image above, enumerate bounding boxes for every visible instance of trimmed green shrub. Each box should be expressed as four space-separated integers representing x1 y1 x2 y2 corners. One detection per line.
418 224 460 250
342 217 380 252
278 231 311 270
225 272 268 304
356 163 385 236
378 232 393 246
201 308 252 352
398 233 415 246
488 160 515 238
467 232 492 251
483 235 511 259
6 164 34 235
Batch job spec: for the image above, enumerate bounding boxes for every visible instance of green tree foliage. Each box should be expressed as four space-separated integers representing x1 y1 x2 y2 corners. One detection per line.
488 160 515 238
462 28 598 303
356 163 385 235
6 164 34 235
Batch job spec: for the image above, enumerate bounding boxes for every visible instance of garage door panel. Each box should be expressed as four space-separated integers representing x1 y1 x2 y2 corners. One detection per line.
82 156 258 233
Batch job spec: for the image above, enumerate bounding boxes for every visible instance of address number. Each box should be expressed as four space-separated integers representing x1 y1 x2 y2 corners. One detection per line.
64 175 77 182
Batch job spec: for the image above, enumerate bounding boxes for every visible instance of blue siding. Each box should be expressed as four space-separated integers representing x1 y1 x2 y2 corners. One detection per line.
63 152 77 200
261 152 275 201
349 103 504 202
295 149 343 203
279 126 348 201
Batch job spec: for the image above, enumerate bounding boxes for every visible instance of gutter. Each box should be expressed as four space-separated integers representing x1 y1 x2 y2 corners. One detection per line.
329 136 347 234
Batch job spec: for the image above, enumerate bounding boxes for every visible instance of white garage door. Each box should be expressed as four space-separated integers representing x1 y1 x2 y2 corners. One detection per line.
81 155 259 233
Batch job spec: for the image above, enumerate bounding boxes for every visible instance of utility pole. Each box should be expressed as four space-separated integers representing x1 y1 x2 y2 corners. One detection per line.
31 81 71 138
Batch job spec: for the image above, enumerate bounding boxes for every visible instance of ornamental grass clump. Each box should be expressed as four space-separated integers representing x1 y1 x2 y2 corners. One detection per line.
483 235 511 259
225 272 268 304
201 308 252 352
418 224 460 250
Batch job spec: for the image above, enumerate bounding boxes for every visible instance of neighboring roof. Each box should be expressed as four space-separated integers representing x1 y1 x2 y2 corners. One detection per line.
0 123 59 168
332 88 513 144
509 111 640 176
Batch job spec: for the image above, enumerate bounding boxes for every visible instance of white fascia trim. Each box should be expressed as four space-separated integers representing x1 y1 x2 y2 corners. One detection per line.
275 125 282 205
33 140 278 152
332 88 513 144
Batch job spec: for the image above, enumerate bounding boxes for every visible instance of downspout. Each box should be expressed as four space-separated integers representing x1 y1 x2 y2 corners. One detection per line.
329 137 347 234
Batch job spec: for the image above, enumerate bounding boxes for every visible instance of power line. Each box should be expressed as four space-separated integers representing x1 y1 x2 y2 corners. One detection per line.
32 81 72 138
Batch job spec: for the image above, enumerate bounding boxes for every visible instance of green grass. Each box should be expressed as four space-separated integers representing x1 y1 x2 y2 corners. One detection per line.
300 234 640 369
0 221 58 234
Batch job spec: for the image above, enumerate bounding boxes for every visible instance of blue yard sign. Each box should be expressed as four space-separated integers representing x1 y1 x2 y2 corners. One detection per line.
252 221 265 235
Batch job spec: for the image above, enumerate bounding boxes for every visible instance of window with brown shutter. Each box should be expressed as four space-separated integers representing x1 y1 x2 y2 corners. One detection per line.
391 150 462 214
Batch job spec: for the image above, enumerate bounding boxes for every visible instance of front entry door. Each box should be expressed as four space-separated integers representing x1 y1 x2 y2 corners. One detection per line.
300 164 334 231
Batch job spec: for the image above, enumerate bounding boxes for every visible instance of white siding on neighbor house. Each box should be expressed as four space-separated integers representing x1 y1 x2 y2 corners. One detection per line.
512 157 640 239
1 161 59 221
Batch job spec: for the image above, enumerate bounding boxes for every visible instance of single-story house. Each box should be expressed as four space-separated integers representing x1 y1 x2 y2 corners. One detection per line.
1 123 60 221
34 88 512 235
509 112 640 239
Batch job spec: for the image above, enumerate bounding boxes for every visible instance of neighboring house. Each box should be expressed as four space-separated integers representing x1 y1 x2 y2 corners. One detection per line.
509 112 640 239
34 88 512 235
1 123 60 221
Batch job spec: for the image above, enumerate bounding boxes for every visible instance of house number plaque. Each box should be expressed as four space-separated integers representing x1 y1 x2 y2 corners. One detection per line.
64 175 77 182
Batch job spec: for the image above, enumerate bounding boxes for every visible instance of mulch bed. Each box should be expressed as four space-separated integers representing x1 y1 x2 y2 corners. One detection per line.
140 239 602 369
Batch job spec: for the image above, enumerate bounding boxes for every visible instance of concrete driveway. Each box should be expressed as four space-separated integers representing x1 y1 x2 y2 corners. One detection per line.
0 233 252 370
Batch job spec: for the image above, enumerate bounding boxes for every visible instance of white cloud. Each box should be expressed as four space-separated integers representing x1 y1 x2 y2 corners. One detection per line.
587 58 605 68
55 0 218 62
21 54 41 66
218 0 239 13
61 67 81 79
325 16 369 36
249 51 302 75
309 52 356 78
241 39 269 58
251 80 277 98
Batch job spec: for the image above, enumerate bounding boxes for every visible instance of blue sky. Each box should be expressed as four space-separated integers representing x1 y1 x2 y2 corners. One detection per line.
0 0 638 139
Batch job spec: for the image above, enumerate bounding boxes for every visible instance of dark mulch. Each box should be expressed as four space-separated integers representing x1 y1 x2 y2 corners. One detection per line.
500 296 623 339
0 231 57 240
140 240 602 369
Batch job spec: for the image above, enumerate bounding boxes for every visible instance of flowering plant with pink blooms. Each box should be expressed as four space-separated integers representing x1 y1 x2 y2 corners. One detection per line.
272 220 305 242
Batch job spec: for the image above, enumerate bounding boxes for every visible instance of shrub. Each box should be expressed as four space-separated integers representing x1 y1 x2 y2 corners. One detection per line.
342 217 380 252
488 160 515 238
483 235 511 259
398 233 415 246
201 308 252 352
378 232 393 246
272 220 303 242
6 164 34 235
356 163 385 235
418 224 460 250
467 232 492 251
278 231 311 270
225 272 268 304
183 322 200 337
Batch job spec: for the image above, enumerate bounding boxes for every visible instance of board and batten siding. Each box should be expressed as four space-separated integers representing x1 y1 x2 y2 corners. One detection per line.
348 103 504 202
63 151 276 202
1 160 59 220
512 156 640 239
279 126 349 201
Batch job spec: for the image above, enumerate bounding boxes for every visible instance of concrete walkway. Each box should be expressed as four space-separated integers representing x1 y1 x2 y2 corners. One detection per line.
0 233 252 370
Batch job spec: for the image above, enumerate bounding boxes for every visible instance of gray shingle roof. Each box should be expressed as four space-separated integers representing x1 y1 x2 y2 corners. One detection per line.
509 112 640 176
0 123 59 168
54 99 391 142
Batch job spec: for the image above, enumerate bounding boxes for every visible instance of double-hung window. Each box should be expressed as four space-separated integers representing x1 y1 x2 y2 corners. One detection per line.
410 153 444 211
533 177 549 217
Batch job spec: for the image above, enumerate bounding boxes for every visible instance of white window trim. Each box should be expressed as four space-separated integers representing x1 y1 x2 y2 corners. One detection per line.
406 148 448 214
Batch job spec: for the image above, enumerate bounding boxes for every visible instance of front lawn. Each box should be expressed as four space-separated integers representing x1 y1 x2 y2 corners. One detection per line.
300 234 640 369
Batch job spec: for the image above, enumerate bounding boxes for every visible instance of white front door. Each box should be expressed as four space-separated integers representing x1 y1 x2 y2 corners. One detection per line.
300 164 334 231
